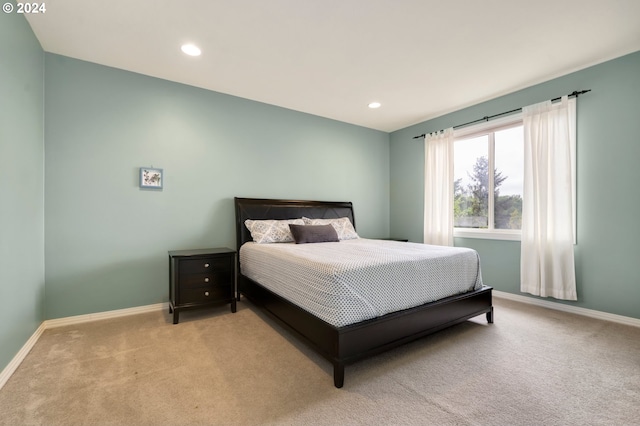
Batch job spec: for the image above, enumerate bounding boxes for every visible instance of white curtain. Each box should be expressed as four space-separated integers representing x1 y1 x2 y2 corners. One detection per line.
521 96 577 300
424 128 454 246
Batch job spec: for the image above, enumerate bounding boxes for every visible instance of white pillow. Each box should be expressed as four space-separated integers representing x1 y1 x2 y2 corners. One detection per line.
302 217 359 240
244 218 304 243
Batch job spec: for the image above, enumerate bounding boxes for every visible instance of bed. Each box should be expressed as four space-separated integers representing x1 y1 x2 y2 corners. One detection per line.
235 197 493 388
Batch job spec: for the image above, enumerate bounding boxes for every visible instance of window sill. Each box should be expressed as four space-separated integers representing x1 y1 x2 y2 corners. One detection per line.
453 229 521 241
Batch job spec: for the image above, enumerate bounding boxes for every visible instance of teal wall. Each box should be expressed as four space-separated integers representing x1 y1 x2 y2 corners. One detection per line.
390 51 640 319
44 54 390 319
0 13 45 369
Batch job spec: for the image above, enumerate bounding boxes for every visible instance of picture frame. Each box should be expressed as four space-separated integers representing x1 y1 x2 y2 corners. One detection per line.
139 167 163 189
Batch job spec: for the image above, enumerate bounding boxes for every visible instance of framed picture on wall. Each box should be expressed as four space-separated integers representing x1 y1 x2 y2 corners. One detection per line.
139 167 163 189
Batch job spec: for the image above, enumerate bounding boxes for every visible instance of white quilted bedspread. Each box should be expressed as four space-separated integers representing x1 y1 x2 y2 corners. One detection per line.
240 239 483 327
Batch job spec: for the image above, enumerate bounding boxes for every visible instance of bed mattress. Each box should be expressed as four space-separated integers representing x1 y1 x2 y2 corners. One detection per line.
239 239 483 327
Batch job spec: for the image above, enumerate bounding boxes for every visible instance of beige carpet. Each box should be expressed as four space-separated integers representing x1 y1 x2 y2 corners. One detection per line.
0 297 639 426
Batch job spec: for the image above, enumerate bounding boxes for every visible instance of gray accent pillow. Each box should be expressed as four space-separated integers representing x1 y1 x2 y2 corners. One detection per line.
289 224 340 244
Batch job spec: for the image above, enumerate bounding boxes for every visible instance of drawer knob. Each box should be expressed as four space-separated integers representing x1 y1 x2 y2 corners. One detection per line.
204 291 209 296
204 263 210 268
204 277 210 283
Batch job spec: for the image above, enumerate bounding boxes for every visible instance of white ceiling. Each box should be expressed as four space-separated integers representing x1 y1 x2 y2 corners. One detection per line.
25 0 640 132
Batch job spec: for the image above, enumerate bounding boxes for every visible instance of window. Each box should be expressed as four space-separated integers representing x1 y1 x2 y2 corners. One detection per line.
453 116 523 240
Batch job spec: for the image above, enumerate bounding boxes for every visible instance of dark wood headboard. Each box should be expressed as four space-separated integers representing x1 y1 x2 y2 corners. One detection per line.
234 197 355 251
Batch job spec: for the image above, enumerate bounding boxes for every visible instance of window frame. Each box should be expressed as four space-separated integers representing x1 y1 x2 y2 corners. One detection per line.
453 113 523 241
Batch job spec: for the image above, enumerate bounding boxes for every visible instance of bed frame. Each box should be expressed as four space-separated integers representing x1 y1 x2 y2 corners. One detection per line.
235 197 493 388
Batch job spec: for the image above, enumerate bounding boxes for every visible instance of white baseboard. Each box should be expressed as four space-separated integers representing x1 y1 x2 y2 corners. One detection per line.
0 302 167 391
493 290 640 328
44 302 168 329
0 322 46 390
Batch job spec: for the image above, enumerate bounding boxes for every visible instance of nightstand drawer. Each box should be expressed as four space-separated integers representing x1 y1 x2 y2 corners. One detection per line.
180 258 230 274
180 272 231 288
180 285 230 305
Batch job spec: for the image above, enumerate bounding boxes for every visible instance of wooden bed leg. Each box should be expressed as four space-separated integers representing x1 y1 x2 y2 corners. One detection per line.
333 362 344 388
487 307 494 324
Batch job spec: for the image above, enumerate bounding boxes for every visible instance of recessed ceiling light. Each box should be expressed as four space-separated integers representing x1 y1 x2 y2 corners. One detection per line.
181 44 201 57
368 102 381 109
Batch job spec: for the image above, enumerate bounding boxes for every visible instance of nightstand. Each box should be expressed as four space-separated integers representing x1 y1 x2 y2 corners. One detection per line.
168 248 237 324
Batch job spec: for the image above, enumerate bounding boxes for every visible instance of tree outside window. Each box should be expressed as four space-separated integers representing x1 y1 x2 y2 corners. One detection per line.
454 125 523 232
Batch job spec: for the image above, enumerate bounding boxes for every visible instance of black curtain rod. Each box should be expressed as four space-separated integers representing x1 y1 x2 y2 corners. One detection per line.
412 89 591 139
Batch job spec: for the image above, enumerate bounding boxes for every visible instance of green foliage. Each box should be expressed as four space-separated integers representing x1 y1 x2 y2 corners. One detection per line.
454 156 522 229
495 194 522 229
